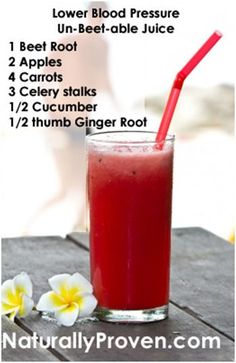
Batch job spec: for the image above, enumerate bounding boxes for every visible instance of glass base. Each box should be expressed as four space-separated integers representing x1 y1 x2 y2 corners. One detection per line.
96 304 168 323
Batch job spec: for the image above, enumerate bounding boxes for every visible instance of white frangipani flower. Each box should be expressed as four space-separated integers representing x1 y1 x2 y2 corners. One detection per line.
1 272 34 321
36 273 97 327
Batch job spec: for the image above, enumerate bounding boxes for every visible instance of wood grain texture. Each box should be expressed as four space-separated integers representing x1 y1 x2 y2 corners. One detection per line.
171 228 234 340
1 316 59 361
67 228 234 339
2 233 234 361
2 236 90 303
15 303 234 361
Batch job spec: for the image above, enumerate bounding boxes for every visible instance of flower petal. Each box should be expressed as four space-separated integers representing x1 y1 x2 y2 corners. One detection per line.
48 274 70 296
13 272 33 297
18 295 34 318
1 279 17 305
55 303 79 327
1 302 18 315
77 294 97 318
68 273 93 296
36 291 67 312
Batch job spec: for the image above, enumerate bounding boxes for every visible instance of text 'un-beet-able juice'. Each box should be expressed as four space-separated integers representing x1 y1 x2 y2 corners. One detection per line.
87 131 174 323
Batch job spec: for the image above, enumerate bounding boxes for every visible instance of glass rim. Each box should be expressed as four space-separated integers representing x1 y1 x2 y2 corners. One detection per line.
86 131 175 145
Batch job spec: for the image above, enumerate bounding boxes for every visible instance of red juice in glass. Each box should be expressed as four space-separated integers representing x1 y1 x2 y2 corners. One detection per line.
87 131 174 322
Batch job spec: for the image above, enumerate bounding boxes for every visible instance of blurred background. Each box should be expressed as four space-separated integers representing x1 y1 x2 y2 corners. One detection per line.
1 0 235 241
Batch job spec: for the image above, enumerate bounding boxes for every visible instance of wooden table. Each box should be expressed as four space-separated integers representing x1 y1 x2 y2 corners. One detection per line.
2 228 234 361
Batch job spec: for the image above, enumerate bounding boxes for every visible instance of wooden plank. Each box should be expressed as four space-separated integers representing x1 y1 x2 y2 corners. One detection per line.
2 236 234 361
1 316 59 361
2 236 90 304
16 302 234 362
68 231 89 250
1 236 89 362
171 227 234 340
67 228 234 340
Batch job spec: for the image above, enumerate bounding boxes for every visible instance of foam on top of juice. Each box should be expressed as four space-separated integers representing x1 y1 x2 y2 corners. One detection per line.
87 132 174 154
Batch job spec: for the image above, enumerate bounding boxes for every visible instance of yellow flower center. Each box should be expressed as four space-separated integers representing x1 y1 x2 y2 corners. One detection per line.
59 285 81 305
7 291 22 307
